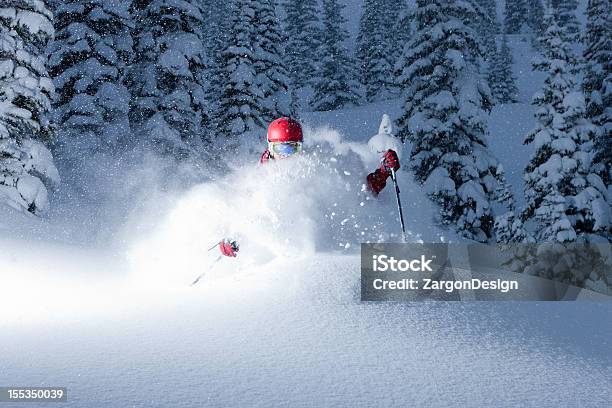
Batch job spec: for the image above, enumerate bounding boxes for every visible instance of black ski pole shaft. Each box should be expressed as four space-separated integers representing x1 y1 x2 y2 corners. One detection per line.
390 168 407 243
191 254 223 286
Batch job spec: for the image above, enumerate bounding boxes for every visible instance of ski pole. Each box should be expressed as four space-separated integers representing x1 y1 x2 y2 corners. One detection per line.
191 254 223 286
390 168 407 243
192 238 240 286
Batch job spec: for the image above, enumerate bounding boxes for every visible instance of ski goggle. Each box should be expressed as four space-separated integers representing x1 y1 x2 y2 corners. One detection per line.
269 141 302 157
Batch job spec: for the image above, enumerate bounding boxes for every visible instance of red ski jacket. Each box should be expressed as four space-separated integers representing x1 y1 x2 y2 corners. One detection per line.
260 149 391 196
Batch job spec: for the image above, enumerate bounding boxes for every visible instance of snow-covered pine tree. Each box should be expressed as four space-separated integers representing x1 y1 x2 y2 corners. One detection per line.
475 0 500 33
355 0 393 101
384 0 409 94
217 0 266 138
527 0 545 39
390 1 411 66
355 0 372 82
551 0 580 42
48 0 133 158
583 0 611 187
396 0 503 242
128 0 207 157
494 165 533 244
523 12 609 243
493 163 535 276
253 0 293 122
310 0 361 111
201 0 231 137
504 0 528 34
0 0 59 214
282 0 321 89
488 35 519 104
474 0 500 58
389 1 410 47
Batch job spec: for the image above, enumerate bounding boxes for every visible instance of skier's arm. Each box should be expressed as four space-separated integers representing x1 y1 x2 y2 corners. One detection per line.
367 149 400 196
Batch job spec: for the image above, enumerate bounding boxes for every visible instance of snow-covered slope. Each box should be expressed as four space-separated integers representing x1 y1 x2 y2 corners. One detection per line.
1 31 611 407
1 253 611 407
1 112 611 406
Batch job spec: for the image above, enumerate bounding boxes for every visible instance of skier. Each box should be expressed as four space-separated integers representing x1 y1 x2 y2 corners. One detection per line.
210 117 402 262
260 117 400 196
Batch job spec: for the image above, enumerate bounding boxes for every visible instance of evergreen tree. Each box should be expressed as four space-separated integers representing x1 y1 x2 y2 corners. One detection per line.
396 0 503 242
0 0 59 214
283 0 321 89
384 0 409 89
128 0 208 157
253 0 293 122
355 0 376 90
583 0 611 186
527 0 545 38
390 1 411 66
504 0 528 34
311 0 361 111
217 0 266 138
488 35 519 104
48 0 133 158
386 0 412 65
474 0 500 58
475 0 500 34
551 0 580 42
523 13 609 243
201 0 231 136
494 166 533 244
355 0 393 101
355 1 371 83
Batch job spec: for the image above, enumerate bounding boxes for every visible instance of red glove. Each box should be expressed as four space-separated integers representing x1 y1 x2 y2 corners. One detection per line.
381 149 400 172
367 150 400 196
260 149 272 164
219 239 239 257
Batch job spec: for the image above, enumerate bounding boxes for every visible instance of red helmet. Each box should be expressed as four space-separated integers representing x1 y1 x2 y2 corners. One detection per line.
267 117 303 143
